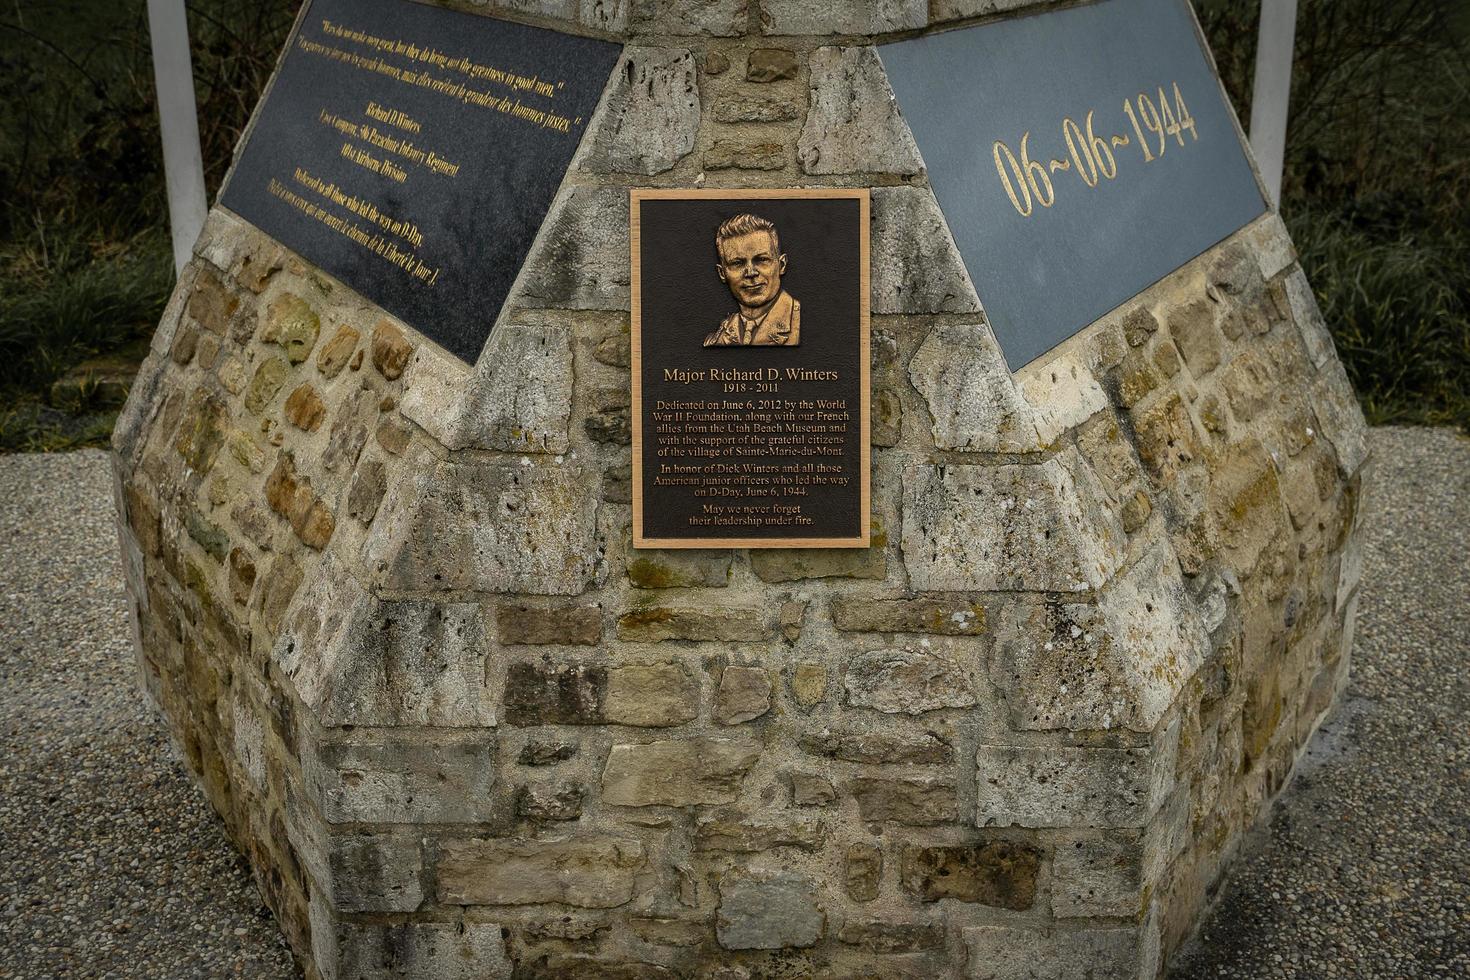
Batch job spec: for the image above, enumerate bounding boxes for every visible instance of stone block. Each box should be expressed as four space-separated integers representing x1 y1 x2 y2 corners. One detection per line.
747 48 800 82
306 735 497 824
713 96 800 123
1051 790 1190 918
1311 358 1370 477
871 186 981 314
844 645 976 714
323 387 379 473
517 738 579 767
909 322 1041 452
1166 297 1224 377
616 604 772 642
800 727 952 765
453 323 573 452
497 601 603 646
264 452 335 550
975 722 1178 828
901 456 1124 592
798 46 922 176
516 780 587 821
1018 352 1109 445
762 0 926 34
346 459 387 524
845 843 882 902
989 547 1208 733
695 813 824 852
962 920 1159 980
1222 347 1276 422
791 662 827 706
626 542 732 588
1283 267 1335 368
316 324 359 379
176 388 229 473
519 185 630 310
704 139 786 171
624 0 747 36
900 841 1041 909
283 383 326 432
790 772 836 807
504 662 607 725
716 870 824 950
187 267 241 336
288 804 424 913
830 595 987 635
372 460 599 595
848 776 958 825
580 48 699 175
370 320 413 380
715 665 772 724
749 542 885 582
836 920 946 953
1245 213 1296 280
438 836 645 908
602 737 761 806
1205 439 1289 575
605 662 699 727
328 918 512 980
262 294 320 364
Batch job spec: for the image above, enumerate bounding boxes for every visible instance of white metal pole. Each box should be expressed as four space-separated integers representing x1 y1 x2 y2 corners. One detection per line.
146 0 208 274
1249 0 1298 208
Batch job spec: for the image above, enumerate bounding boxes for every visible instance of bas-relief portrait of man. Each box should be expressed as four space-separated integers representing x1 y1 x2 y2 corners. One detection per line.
703 213 802 347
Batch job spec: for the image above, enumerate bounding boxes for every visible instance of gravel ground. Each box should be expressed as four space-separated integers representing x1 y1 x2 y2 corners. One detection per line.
0 428 1465 979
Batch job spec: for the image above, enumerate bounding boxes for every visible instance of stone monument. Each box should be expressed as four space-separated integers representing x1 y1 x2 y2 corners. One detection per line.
112 0 1368 977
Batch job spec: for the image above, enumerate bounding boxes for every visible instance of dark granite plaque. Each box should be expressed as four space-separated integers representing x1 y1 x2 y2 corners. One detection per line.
882 0 1267 371
221 0 621 363
632 190 870 549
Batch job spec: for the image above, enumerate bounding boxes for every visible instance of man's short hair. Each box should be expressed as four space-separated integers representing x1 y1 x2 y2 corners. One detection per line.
716 213 780 261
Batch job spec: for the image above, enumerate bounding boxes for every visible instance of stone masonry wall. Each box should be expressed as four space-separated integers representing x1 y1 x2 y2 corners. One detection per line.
112 2 1369 978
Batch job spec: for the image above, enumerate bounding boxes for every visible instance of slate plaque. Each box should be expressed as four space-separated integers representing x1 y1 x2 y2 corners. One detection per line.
221 0 621 363
882 0 1266 370
632 190 870 549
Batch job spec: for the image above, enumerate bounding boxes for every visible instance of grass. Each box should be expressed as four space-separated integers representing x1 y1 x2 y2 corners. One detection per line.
0 0 1465 449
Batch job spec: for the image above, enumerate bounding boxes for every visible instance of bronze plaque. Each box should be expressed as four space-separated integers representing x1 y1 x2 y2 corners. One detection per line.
632 190 870 549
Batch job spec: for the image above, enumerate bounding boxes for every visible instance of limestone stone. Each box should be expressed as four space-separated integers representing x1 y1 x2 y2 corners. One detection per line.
594 330 630 367
716 871 824 950
370 320 413 380
713 96 799 123
901 842 1041 908
1310 358 1370 476
438 836 644 908
778 600 807 641
790 772 836 807
624 0 747 36
628 916 706 947
504 662 607 726
871 186 981 314
452 323 573 452
601 737 761 806
187 267 241 336
605 663 699 727
963 921 1160 980
749 540 885 582
845 843 882 902
170 326 199 365
798 46 921 176
627 544 731 588
849 776 958 825
330 919 512 980
315 324 359 379
519 186 629 310
704 51 730 75
910 322 1040 452
800 727 952 765
704 139 785 170
1167 297 1224 377
901 456 1124 592
990 547 1208 733
581 48 699 175
346 459 387 524
185 508 229 561
1206 439 1289 574
1018 352 1110 445
227 548 256 606
516 781 587 822
975 722 1179 829
1222 347 1276 422
283 383 326 432
1130 393 1205 502
695 813 824 852
262 294 319 364
1051 792 1190 918
1122 306 1159 347
791 662 826 706
321 388 378 474
306 735 497 824
837 921 946 953
714 665 772 724
497 601 604 646
747 48 799 82
244 357 289 415
289 815 424 913
264 452 335 550
872 387 902 446
831 595 986 635
616 604 772 642
1152 338 1183 378
518 738 578 766
844 646 976 715
371 460 599 594
762 0 926 34
516 956 674 980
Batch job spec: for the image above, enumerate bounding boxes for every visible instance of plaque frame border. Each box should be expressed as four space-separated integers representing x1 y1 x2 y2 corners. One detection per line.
630 187 871 550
